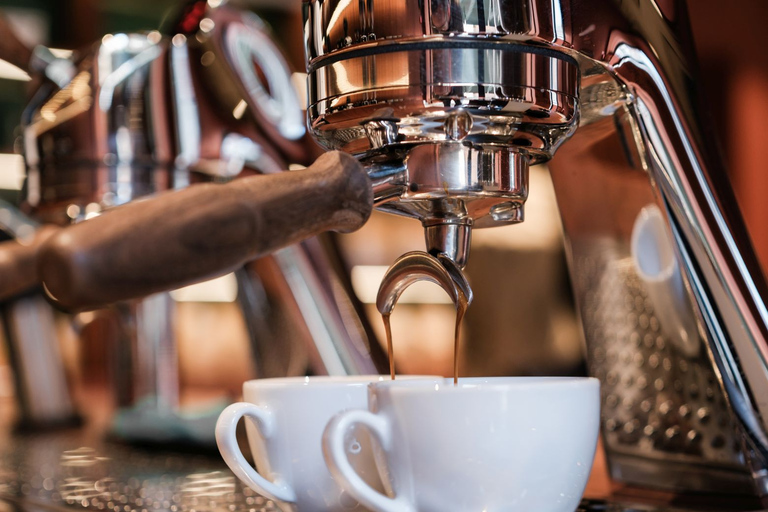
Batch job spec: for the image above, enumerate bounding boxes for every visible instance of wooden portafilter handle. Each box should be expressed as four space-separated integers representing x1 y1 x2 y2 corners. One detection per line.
38 152 373 311
0 226 59 302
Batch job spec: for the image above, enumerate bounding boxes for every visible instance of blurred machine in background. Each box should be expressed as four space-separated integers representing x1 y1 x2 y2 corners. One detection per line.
0 0 387 443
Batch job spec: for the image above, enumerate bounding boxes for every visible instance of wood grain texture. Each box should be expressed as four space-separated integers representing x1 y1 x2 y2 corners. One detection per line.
39 151 373 311
0 226 59 302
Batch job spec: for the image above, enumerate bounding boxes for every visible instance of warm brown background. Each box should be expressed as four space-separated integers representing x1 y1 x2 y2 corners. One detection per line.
688 1 768 276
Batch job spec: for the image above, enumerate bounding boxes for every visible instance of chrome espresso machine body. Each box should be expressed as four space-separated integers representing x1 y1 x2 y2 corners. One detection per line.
303 0 768 498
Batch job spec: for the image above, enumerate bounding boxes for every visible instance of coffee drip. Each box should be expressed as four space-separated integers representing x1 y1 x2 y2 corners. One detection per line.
452 296 468 385
382 314 395 380
376 252 472 384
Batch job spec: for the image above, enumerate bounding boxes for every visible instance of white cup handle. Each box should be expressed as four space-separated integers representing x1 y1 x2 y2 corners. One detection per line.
215 402 297 503
323 410 414 512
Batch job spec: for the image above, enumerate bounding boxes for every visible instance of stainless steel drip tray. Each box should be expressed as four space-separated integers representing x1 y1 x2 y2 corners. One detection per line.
0 424 762 512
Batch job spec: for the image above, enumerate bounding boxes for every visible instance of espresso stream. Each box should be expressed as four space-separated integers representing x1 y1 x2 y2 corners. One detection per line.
383 289 469 385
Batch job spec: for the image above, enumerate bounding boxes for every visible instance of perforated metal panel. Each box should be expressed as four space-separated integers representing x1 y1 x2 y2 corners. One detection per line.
570 239 753 492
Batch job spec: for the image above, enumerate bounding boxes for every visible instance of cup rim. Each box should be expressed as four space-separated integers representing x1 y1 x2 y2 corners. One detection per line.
242 375 441 390
369 376 599 393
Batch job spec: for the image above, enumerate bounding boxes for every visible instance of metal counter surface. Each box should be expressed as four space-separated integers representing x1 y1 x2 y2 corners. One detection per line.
0 397 757 512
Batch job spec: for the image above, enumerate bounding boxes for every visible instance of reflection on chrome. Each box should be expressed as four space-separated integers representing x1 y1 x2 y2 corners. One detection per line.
180 471 236 510
59 479 110 503
60 447 109 469
58 448 111 503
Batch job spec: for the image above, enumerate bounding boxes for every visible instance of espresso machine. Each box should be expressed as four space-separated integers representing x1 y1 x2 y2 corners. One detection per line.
27 0 768 503
297 0 768 498
299 0 768 498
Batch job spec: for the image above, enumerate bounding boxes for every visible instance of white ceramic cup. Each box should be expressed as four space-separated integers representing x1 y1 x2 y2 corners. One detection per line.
323 377 600 512
215 375 439 511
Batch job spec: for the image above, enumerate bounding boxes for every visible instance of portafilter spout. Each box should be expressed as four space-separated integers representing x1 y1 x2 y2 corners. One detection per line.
376 251 473 317
376 250 473 380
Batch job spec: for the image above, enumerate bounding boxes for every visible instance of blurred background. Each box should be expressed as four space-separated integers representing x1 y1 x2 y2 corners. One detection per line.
0 0 765 426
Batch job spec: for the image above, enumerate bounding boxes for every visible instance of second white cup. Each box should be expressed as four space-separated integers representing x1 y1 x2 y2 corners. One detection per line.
323 377 600 512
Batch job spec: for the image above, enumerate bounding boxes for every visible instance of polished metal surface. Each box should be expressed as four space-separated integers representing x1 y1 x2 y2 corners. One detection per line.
367 144 529 240
0 203 77 428
23 33 175 224
1 296 78 428
0 424 281 512
308 46 578 156
178 4 387 378
271 240 386 376
29 45 76 88
20 32 186 435
304 1 579 263
0 413 710 512
424 221 472 269
569 236 749 493
304 0 768 497
221 16 305 142
376 251 473 316
124 293 179 410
